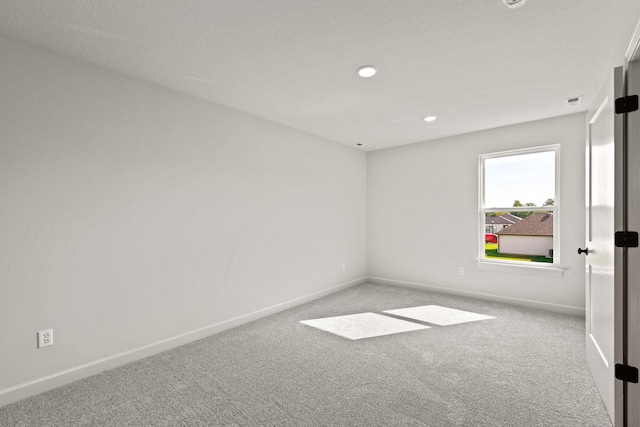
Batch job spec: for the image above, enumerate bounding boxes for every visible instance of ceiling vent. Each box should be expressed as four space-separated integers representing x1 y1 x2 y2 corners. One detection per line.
503 0 527 8
565 96 583 107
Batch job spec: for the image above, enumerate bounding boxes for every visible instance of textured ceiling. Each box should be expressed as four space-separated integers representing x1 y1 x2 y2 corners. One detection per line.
0 1 637 150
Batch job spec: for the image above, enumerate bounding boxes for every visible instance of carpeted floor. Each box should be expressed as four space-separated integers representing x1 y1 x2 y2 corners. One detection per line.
0 283 611 426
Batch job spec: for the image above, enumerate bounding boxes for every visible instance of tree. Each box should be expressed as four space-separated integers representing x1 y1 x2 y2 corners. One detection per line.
511 200 536 218
543 198 555 206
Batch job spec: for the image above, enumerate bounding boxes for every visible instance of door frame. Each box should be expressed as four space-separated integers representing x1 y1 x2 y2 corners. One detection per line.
615 23 640 427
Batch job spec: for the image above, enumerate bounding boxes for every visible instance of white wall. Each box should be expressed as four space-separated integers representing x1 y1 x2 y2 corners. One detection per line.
368 114 586 312
0 35 367 404
499 236 554 257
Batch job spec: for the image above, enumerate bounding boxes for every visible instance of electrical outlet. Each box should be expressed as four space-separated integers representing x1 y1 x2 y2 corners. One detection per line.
342 263 346 271
38 329 53 348
458 268 464 276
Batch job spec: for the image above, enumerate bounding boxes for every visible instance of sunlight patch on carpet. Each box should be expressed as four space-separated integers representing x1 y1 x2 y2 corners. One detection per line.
384 305 495 326
300 312 430 340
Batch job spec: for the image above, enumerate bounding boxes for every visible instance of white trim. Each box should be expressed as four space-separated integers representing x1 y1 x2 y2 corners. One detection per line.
590 333 609 369
589 96 609 126
478 144 561 267
486 206 555 213
621 37 640 427
0 277 366 408
479 144 560 161
368 276 582 316
476 260 565 277
625 17 640 64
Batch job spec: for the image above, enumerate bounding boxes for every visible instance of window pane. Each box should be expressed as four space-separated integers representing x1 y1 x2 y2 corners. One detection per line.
484 211 554 263
485 151 555 208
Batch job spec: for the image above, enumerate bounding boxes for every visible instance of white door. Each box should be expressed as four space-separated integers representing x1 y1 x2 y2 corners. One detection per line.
584 67 623 423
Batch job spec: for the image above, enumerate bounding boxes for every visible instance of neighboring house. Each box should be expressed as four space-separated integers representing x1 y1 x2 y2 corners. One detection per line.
496 212 553 257
501 213 523 223
485 214 520 233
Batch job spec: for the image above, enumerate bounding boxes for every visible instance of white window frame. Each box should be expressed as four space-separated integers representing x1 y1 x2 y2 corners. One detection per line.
477 144 564 277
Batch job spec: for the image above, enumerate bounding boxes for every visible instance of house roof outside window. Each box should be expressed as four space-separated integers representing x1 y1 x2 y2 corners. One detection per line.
501 213 522 223
496 212 553 236
485 215 517 226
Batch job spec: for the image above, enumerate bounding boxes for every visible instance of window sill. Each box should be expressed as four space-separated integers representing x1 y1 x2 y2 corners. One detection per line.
476 260 566 277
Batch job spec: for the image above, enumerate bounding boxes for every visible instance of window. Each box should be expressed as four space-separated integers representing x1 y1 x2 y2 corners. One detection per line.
479 145 560 269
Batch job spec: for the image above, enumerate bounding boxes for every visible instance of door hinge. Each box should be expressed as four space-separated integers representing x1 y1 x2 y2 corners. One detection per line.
615 231 639 248
615 95 639 114
615 364 639 383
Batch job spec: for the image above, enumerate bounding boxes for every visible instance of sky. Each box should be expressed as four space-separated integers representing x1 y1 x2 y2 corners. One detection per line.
484 151 555 208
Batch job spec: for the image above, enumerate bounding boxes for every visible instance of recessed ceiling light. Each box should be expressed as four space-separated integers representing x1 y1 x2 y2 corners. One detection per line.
503 0 526 9
423 115 437 122
357 66 377 78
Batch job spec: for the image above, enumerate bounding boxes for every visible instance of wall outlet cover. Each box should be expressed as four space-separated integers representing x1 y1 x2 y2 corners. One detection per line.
38 329 53 348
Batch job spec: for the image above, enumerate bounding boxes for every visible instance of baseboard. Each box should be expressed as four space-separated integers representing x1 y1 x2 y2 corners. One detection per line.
0 276 367 408
368 276 585 317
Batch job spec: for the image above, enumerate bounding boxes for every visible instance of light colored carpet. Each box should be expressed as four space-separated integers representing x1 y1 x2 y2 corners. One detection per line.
0 283 611 426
